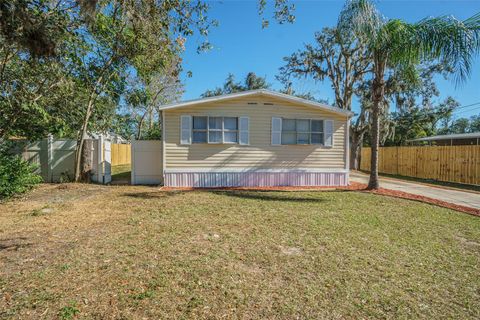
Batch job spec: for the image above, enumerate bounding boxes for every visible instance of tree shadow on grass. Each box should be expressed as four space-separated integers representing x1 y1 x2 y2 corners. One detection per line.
122 191 184 199
0 237 32 251
211 190 330 203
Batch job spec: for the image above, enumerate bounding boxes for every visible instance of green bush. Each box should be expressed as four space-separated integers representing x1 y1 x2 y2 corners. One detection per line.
0 148 42 200
140 124 162 140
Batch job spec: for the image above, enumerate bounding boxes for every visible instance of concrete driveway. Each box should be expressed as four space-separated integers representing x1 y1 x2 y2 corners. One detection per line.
350 171 480 210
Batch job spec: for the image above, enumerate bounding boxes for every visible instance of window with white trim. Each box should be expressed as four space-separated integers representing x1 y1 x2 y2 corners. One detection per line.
281 119 324 145
192 116 239 144
192 116 207 143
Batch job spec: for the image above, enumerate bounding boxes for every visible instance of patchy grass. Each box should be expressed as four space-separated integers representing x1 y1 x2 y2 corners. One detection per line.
58 302 79 320
0 184 479 319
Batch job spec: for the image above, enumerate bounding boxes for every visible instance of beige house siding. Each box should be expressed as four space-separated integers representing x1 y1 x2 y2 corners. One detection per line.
164 96 347 170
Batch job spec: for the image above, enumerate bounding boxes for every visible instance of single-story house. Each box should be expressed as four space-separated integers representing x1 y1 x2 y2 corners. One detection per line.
408 132 480 146
154 89 353 187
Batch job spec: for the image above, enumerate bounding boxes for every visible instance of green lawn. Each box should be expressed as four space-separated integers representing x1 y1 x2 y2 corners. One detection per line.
0 185 479 319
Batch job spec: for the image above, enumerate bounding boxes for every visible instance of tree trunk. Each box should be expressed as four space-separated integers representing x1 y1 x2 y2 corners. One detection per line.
367 55 386 190
148 107 154 129
74 98 94 182
80 139 93 182
350 129 363 170
368 104 380 189
137 116 145 140
73 61 113 182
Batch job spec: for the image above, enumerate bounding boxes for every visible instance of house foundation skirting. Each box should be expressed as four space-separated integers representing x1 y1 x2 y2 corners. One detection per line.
164 170 348 188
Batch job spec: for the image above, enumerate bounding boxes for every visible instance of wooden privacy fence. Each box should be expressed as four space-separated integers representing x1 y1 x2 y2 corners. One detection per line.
360 146 480 185
111 143 131 166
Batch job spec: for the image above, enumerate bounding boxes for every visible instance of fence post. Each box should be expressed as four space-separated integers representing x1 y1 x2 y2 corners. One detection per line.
130 135 135 185
97 134 104 184
396 146 399 175
46 134 53 182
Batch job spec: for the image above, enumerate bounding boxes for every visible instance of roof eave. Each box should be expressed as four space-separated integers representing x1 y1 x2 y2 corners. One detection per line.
409 133 480 142
158 89 353 117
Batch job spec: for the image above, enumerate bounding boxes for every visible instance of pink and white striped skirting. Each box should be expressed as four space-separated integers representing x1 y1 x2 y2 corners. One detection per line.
164 170 348 188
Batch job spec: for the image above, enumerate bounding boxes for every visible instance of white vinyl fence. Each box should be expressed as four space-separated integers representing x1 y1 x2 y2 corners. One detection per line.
131 140 162 185
12 135 111 183
95 135 112 184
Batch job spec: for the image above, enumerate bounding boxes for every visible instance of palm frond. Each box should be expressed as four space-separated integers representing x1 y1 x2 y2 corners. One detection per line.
410 13 480 84
337 0 384 47
380 20 422 66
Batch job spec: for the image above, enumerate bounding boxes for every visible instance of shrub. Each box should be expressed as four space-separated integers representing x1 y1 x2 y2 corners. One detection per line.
140 125 162 140
0 147 42 200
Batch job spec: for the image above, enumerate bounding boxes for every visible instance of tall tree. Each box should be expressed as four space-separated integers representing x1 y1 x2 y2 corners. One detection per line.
2 0 297 182
436 112 480 135
1 0 296 58
279 27 371 169
279 85 329 104
338 0 480 189
358 62 457 147
449 117 470 134
71 0 215 181
468 115 480 133
201 72 270 97
124 58 183 140
383 97 458 146
0 1 80 140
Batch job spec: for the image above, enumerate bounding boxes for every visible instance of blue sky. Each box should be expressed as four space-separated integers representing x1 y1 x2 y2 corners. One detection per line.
180 0 480 118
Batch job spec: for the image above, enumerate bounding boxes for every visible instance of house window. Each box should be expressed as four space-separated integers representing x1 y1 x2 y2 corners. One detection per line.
192 116 208 143
209 117 223 143
281 119 324 145
223 117 238 143
192 116 238 144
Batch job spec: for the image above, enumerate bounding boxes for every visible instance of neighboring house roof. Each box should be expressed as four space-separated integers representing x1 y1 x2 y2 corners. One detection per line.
409 132 480 142
89 132 128 143
158 89 354 117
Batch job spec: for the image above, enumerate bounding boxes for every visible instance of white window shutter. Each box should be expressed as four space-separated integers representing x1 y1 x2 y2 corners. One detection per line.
271 117 282 145
324 119 334 147
239 117 249 145
180 115 192 145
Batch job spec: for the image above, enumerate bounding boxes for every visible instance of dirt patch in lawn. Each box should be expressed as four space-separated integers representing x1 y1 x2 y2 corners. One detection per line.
278 245 303 256
10 183 109 204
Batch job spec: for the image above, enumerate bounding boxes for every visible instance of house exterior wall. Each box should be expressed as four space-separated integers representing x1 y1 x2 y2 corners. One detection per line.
163 96 349 187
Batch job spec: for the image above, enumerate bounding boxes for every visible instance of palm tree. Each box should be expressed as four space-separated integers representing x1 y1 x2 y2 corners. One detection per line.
338 0 480 189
